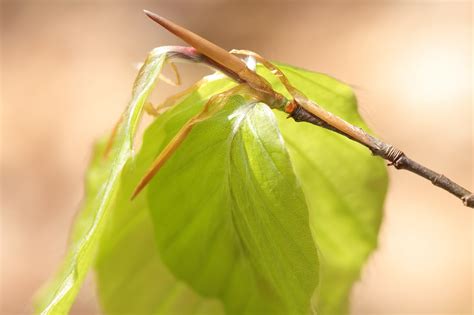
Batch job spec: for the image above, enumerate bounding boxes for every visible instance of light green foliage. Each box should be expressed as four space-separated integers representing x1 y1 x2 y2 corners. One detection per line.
34 48 167 315
35 50 387 315
147 96 318 315
260 64 388 314
95 77 236 315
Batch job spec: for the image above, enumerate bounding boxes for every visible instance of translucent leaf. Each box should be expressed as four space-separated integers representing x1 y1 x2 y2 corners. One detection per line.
96 62 387 315
34 47 168 315
144 91 319 314
95 76 236 315
260 63 388 314
37 46 387 315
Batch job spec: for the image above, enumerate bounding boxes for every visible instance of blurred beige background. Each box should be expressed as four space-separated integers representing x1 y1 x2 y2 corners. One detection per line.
1 0 472 314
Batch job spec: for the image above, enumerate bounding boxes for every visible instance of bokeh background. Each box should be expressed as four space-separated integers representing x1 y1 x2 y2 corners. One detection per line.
1 0 472 314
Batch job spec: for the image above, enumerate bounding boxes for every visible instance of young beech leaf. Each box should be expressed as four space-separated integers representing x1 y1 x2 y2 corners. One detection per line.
34 48 168 315
95 76 236 315
95 62 387 315
147 95 319 315
259 63 388 314
36 42 387 315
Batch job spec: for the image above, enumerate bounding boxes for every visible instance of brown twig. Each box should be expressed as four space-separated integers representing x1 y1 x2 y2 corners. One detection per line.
290 105 474 208
143 10 473 208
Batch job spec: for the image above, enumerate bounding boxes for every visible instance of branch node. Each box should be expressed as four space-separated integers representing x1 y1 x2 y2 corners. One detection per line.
383 145 405 168
432 174 447 186
461 194 474 207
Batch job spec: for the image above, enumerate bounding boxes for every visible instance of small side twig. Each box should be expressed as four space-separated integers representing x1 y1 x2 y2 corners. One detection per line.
291 105 474 208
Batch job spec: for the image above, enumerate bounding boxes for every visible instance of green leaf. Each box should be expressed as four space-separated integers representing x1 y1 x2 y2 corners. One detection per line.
146 95 319 315
101 61 386 315
37 43 387 315
34 48 168 315
260 63 388 314
95 76 236 315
